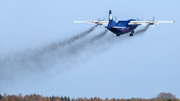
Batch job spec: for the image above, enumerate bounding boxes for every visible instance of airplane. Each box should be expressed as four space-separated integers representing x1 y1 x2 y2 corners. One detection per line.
73 10 175 36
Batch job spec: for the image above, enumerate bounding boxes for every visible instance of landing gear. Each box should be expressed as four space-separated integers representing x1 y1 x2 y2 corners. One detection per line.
129 33 133 36
129 31 134 36
116 33 120 36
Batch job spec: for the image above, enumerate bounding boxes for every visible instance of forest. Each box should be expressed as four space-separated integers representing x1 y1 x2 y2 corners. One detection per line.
0 92 179 101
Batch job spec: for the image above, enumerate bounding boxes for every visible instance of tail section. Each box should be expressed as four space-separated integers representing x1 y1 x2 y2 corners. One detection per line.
107 10 116 29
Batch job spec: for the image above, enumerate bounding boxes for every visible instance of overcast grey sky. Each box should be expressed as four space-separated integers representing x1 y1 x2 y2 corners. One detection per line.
0 0 180 99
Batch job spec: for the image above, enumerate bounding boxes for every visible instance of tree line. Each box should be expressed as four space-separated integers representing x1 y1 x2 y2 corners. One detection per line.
0 92 179 101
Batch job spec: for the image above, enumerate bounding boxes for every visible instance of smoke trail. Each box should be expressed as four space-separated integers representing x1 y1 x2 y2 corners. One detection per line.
16 25 98 69
87 25 151 54
90 29 108 42
0 24 149 90
0 25 101 84
62 29 109 60
48 25 98 51
59 25 150 65
0 28 109 84
135 24 150 35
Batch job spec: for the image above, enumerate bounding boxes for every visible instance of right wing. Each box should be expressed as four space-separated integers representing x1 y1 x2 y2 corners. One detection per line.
128 21 175 25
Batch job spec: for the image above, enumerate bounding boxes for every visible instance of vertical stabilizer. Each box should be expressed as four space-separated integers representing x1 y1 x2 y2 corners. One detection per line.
108 10 116 29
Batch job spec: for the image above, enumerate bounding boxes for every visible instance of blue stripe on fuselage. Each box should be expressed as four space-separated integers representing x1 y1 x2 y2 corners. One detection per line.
116 25 138 33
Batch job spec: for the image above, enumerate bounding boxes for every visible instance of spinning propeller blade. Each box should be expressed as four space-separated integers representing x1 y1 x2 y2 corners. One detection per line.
150 16 155 28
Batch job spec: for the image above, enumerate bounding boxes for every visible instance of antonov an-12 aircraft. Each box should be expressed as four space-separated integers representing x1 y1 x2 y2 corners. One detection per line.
73 10 175 36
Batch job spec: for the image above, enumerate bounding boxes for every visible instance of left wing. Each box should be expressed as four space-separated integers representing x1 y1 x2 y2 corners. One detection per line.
128 21 175 25
73 21 127 29
73 21 109 26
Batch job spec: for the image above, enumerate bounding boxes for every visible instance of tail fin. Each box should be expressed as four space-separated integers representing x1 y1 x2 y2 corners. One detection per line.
107 10 116 29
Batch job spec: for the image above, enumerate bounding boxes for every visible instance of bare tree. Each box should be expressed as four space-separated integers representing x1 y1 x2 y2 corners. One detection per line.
156 92 176 99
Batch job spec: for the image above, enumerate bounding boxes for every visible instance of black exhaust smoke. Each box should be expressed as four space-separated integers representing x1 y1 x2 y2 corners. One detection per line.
135 24 150 35
0 25 103 84
47 24 98 51
0 24 149 88
90 29 108 42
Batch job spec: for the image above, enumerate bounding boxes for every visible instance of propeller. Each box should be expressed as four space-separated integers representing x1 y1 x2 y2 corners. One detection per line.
151 24 154 28
149 16 155 28
96 17 105 27
136 17 144 21
136 18 140 21
98 17 105 21
152 16 155 20
115 16 117 21
137 17 146 26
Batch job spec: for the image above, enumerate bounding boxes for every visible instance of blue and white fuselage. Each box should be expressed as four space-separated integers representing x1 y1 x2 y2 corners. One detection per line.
108 19 138 36
107 10 138 36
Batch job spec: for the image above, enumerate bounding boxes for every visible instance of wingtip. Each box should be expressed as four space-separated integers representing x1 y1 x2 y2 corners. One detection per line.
173 21 175 23
109 9 111 11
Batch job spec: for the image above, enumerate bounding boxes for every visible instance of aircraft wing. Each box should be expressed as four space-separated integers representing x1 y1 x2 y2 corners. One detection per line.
73 21 109 26
128 21 175 25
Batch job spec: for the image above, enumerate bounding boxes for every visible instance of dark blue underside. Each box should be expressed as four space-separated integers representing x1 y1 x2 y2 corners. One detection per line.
108 24 138 35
